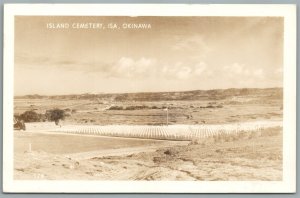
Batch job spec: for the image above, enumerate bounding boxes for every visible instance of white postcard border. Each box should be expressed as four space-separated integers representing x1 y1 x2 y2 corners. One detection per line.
3 4 296 193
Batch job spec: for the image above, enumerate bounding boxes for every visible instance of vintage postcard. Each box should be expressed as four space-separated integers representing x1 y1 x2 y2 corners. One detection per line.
3 4 296 193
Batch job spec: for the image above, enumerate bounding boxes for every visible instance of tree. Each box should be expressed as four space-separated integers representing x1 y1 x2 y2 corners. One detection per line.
46 109 66 125
19 110 41 122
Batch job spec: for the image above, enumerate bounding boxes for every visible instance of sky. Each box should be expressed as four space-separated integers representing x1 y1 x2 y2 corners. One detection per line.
14 16 283 95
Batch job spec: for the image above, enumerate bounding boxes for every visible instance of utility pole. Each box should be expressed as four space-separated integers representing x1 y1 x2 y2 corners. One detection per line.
166 107 168 126
164 107 169 126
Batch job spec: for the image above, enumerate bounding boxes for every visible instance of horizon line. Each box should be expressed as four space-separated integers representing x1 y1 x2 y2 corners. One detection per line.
14 86 283 97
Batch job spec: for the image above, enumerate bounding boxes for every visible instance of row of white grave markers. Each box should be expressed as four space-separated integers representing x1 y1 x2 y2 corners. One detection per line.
52 120 282 141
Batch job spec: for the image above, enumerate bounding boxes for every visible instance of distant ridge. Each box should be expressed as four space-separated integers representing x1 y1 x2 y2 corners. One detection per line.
15 87 283 102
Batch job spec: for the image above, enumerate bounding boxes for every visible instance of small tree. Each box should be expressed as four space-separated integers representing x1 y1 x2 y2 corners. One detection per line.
46 109 66 125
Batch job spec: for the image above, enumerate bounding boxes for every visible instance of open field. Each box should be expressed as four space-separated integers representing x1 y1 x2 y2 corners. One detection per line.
14 131 185 155
14 88 283 180
14 88 283 125
14 127 282 180
15 101 282 125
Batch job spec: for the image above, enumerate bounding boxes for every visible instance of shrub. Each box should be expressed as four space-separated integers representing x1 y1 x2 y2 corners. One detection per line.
19 110 41 122
108 106 123 110
125 105 148 110
125 106 135 110
206 105 215 108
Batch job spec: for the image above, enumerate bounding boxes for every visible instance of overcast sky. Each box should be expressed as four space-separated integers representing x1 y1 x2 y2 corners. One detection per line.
14 16 283 95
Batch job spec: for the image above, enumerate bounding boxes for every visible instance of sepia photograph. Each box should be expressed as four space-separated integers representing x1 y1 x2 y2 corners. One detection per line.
3 4 296 193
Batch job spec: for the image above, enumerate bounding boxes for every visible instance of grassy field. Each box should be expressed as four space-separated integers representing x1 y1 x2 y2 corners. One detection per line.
14 131 180 154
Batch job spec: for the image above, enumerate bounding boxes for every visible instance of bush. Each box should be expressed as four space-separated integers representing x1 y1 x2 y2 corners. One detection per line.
108 106 123 110
206 105 215 108
125 106 135 110
125 105 148 110
19 111 41 122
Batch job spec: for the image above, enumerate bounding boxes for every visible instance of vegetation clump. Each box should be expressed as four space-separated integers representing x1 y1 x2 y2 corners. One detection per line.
15 108 68 125
45 109 67 125
18 111 42 122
